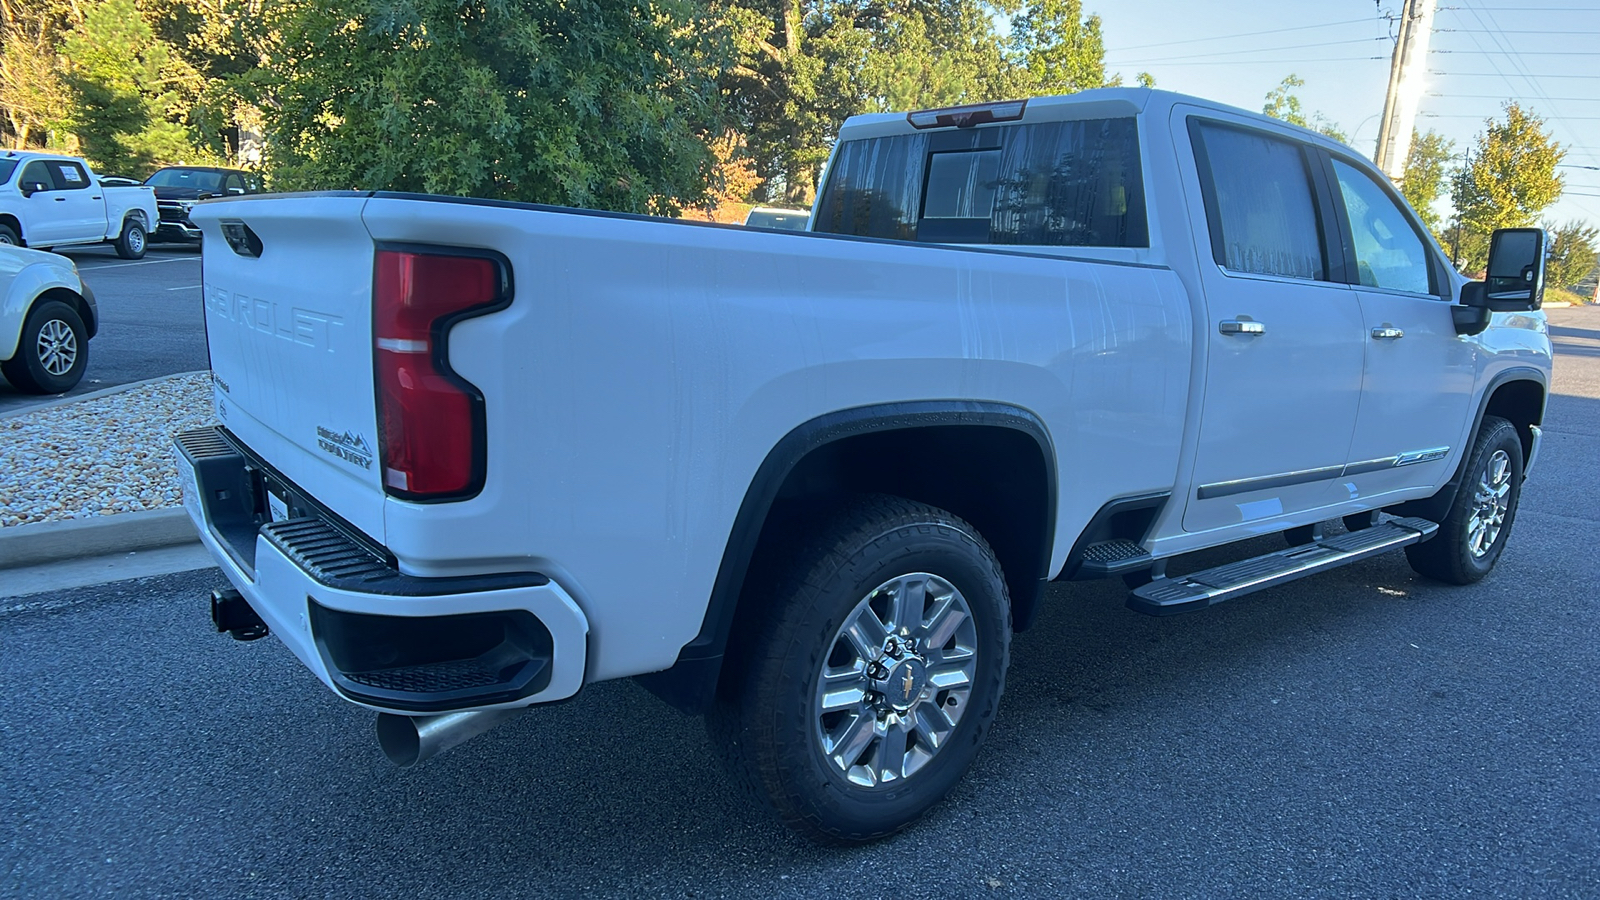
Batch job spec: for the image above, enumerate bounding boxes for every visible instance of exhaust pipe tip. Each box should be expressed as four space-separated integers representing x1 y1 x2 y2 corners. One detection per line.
375 708 525 768
375 713 425 767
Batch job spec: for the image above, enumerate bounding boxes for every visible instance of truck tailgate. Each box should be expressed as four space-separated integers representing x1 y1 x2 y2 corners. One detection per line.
190 195 386 543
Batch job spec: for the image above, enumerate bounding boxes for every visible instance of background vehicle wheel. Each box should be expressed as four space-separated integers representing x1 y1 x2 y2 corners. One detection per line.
708 494 1011 844
1 300 88 394
0 223 20 246
1404 415 1523 585
114 219 147 259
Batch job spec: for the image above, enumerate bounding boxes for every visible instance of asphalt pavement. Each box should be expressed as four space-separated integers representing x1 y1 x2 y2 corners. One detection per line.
0 244 206 416
2 307 1597 898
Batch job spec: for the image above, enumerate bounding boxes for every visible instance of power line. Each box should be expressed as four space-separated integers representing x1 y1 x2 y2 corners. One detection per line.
1115 57 1387 67
1439 5 1600 11
1109 37 1389 65
1437 28 1600 34
1433 71 1600 78
1422 114 1600 120
1430 94 1600 101
1109 17 1384 53
1433 49 1600 56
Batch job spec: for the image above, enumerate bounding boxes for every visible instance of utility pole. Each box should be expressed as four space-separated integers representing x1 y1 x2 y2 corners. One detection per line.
1374 0 1437 182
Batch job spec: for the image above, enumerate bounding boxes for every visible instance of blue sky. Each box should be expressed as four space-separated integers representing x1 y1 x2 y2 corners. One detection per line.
1091 0 1600 230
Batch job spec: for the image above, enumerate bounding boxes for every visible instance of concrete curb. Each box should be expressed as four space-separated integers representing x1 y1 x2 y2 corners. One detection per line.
0 507 199 570
0 370 210 420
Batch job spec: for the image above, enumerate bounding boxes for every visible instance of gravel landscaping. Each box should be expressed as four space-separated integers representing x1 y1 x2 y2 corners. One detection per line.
1 373 216 528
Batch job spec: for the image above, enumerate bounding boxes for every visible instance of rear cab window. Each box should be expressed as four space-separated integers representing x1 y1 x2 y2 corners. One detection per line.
813 113 1148 250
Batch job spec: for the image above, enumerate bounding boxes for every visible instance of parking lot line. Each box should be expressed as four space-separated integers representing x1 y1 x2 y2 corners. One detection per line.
166 284 202 291
77 257 200 271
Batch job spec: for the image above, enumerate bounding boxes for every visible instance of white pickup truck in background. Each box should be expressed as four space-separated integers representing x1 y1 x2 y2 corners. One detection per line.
0 151 158 259
176 88 1552 843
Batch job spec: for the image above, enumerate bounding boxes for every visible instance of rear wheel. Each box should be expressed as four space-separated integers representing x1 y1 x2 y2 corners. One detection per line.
1404 416 1523 584
708 495 1011 843
2 299 88 394
114 218 146 259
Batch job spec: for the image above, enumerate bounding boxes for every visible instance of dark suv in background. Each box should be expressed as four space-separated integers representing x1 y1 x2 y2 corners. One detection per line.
145 166 263 243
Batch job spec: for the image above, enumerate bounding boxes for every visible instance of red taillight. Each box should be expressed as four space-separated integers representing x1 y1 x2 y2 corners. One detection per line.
373 249 503 499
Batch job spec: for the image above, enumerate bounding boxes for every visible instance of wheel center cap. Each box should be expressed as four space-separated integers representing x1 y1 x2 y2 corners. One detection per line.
875 658 927 712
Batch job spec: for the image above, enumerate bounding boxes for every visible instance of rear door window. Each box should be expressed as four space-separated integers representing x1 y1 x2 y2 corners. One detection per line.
46 161 90 190
1192 123 1327 281
814 117 1147 247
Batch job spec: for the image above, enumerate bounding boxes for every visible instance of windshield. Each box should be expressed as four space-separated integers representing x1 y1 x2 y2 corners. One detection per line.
0 159 17 184
145 168 224 192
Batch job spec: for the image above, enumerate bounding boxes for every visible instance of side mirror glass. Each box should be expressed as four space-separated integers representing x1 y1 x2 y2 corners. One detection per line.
1474 227 1546 311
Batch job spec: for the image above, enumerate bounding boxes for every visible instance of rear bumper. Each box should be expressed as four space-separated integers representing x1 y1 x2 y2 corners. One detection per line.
175 426 589 714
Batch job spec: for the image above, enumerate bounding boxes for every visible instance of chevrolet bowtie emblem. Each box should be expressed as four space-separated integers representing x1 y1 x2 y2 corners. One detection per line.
902 668 915 698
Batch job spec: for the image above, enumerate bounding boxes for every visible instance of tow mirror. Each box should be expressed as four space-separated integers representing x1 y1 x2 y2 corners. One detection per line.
1465 227 1546 311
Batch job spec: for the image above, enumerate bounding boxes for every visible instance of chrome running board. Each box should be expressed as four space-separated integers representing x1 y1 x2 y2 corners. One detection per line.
1128 517 1439 616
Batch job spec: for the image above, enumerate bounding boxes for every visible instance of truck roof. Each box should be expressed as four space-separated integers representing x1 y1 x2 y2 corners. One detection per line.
836 87 1349 153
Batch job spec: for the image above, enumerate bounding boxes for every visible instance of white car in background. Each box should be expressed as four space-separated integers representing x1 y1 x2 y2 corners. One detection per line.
0 244 97 393
0 151 158 259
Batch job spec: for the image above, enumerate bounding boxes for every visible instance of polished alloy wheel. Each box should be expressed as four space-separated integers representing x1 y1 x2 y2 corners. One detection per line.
128 225 146 254
815 572 977 788
1467 449 1512 559
36 319 78 376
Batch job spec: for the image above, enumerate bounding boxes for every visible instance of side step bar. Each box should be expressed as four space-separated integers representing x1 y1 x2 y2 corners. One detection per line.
1128 517 1439 616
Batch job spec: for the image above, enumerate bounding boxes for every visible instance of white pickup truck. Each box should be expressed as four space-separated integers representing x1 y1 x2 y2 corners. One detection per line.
0 151 158 259
177 89 1552 843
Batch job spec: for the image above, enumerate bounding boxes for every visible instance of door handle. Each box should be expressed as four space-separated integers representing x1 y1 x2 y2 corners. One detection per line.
1370 325 1405 340
1219 319 1265 336
53 197 65 201
91 195 101 200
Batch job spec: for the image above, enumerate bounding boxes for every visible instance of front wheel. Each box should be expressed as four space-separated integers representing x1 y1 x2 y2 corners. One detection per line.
1404 416 1523 584
708 495 1011 843
0 223 19 246
114 218 147 259
2 299 88 394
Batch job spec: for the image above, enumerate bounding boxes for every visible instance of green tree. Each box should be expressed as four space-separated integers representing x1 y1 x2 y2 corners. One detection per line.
1544 219 1598 291
0 1 73 148
59 0 196 174
1400 128 1454 240
266 0 725 213
1449 103 1565 270
1011 0 1105 96
1262 74 1347 144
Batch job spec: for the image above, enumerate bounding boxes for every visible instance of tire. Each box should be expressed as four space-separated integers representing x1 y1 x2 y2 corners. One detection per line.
2 299 88 394
1404 416 1523 585
114 218 147 259
0 223 19 246
708 494 1011 844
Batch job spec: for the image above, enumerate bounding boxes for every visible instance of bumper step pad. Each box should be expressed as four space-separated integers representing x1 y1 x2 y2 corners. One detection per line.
1128 517 1438 616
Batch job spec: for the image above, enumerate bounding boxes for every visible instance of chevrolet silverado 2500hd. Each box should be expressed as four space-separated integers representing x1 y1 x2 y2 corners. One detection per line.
176 89 1552 843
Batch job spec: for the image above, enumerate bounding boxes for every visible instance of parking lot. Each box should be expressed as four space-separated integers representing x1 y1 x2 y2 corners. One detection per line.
0 245 206 416
1 285 1596 895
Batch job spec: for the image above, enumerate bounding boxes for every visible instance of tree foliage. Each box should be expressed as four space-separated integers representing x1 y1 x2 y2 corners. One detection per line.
267 0 724 213
1449 103 1565 270
1544 219 1598 291
1262 74 1347 144
1400 128 1454 240
1452 103 1565 234
59 0 197 174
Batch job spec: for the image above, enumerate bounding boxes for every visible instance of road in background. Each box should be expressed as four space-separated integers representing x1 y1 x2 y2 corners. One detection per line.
1 309 1596 898
0 245 206 416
